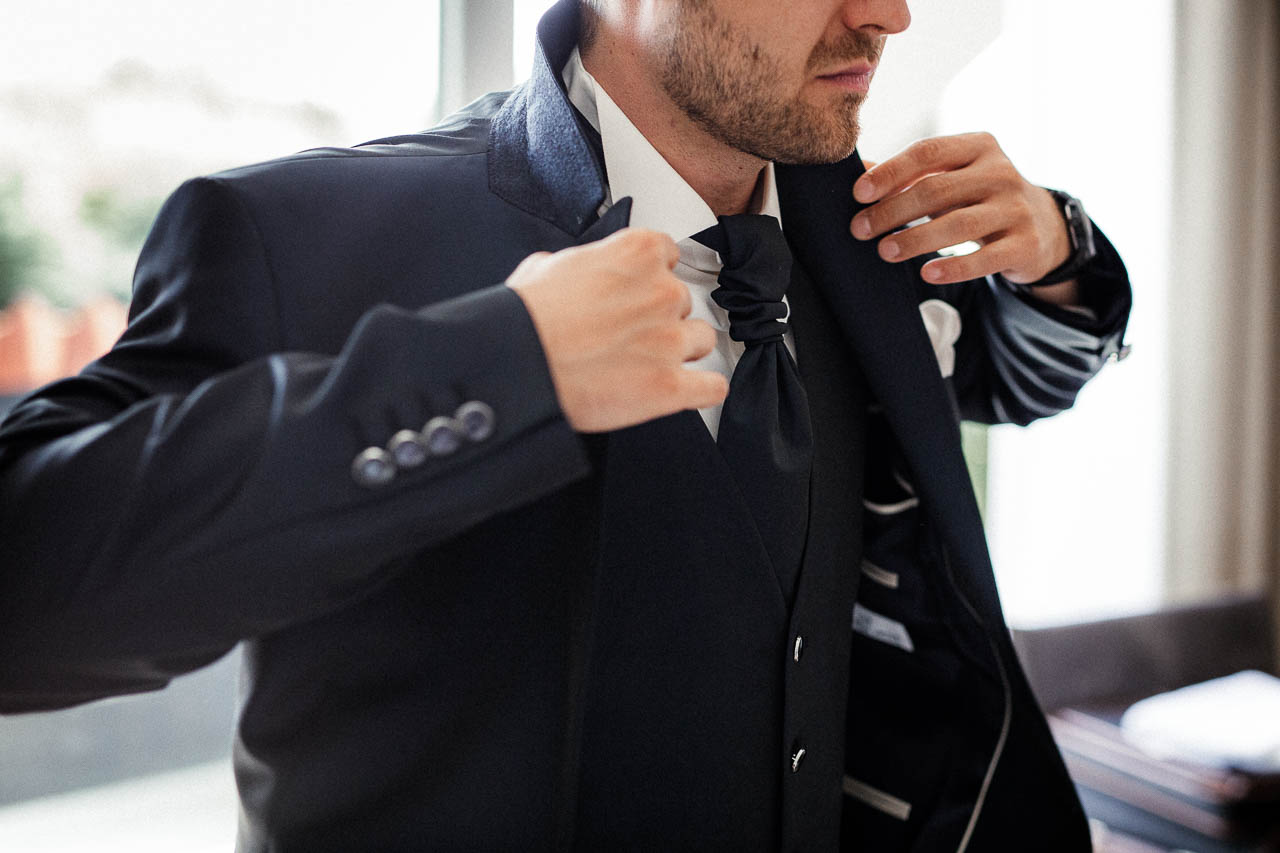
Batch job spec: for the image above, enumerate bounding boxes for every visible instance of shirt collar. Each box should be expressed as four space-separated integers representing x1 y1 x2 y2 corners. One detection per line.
562 47 782 270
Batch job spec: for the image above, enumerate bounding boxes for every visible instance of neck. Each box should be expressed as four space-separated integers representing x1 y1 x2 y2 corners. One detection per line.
581 35 767 217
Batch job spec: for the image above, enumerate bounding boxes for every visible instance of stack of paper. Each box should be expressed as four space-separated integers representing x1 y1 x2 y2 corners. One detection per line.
1120 669 1280 773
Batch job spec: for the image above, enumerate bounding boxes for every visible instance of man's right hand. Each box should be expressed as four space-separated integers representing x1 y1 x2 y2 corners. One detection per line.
506 228 728 433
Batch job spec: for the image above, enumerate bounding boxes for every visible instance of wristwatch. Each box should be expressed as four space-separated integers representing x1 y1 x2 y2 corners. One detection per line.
1027 189 1097 286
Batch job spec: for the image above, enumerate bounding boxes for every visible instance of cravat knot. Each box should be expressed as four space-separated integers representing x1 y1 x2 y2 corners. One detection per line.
693 214 793 346
690 212 812 600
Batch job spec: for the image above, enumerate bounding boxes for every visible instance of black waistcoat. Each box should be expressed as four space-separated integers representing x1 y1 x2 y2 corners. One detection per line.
572 257 868 851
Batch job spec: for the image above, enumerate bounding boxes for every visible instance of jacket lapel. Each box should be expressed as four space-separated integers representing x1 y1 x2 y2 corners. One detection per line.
776 156 987 569
785 257 866 616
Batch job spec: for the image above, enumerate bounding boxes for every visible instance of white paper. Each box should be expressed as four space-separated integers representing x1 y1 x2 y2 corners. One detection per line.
1119 669 1280 773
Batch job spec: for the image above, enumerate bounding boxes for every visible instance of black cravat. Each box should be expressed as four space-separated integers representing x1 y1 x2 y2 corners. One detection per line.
694 214 814 591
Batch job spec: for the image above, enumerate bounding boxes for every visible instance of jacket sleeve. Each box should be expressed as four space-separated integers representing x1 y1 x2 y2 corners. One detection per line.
0 176 592 711
927 219 1132 426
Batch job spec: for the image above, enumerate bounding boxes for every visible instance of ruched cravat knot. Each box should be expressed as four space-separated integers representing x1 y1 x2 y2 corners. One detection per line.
693 214 814 597
694 214 793 346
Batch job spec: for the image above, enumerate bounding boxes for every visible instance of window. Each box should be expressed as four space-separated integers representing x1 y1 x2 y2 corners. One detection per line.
934 1 1174 627
0 3 442 847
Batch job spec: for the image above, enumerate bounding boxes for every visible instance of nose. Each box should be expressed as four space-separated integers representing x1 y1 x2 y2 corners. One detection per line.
841 0 911 35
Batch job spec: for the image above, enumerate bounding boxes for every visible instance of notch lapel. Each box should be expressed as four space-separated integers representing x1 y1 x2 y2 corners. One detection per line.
776 156 987 570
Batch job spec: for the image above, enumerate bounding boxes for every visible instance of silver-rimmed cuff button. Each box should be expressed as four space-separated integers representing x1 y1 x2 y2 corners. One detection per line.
423 416 462 456
388 430 428 469
455 400 496 442
1107 343 1133 363
791 747 806 773
352 447 396 487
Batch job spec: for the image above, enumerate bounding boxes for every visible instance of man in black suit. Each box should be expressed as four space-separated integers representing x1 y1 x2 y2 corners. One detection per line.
0 0 1129 849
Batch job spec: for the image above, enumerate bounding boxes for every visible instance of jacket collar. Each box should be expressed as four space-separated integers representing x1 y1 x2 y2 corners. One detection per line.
488 0 608 237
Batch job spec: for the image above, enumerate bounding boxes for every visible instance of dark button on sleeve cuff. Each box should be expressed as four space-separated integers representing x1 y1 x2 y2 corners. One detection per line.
352 447 396 487
455 400 496 442
388 430 429 469
423 416 463 456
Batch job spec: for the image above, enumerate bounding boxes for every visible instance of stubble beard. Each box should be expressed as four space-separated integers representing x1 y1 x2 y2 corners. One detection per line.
657 2 882 165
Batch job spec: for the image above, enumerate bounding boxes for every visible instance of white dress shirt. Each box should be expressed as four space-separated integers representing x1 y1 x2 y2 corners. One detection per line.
561 48 797 440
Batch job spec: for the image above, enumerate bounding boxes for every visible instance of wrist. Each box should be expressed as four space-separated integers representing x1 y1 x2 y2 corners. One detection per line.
1028 189 1098 286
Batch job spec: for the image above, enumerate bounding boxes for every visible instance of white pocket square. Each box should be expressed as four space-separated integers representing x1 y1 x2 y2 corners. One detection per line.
918 299 962 379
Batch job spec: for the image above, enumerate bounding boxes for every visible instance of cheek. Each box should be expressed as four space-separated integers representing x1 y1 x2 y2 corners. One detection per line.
747 36 813 95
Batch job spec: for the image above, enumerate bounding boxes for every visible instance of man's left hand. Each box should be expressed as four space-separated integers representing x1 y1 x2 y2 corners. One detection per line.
850 132 1071 289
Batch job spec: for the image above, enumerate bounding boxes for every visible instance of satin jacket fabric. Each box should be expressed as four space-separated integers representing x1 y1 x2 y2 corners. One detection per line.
0 1 1130 849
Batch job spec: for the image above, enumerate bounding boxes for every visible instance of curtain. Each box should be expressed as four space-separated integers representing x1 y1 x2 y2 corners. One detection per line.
1165 0 1280 657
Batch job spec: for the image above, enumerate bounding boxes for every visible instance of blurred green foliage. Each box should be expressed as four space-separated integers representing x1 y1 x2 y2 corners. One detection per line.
961 421 989 520
0 177 49 308
79 188 162 252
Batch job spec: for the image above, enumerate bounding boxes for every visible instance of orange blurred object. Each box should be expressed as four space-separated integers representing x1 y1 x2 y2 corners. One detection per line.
0 295 129 395
62 297 129 378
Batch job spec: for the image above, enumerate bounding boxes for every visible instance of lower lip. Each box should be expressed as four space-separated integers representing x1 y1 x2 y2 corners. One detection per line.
817 71 874 94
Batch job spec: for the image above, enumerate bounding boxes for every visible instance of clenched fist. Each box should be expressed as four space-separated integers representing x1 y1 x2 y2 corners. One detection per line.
506 228 729 433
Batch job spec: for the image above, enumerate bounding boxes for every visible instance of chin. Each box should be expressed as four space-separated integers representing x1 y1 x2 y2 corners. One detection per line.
768 130 861 166
763 102 863 165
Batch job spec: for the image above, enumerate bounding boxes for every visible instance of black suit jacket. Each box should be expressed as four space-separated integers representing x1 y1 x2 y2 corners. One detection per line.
0 1 1130 849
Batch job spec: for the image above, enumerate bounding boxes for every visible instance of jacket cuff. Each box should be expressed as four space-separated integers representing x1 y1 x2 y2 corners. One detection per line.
993 219 1133 363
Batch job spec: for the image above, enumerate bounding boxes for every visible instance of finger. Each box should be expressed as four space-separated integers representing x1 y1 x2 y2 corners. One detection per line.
680 317 717 362
628 228 681 270
853 132 992 204
851 170 987 240
874 203 1007 263
608 227 682 271
675 368 730 410
669 274 693 319
639 229 682 271
662 234 681 270
919 235 1020 285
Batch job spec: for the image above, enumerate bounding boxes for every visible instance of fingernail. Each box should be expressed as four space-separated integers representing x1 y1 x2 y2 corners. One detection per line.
923 264 943 282
852 216 871 239
880 239 900 260
854 178 876 202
